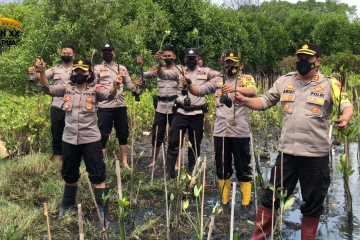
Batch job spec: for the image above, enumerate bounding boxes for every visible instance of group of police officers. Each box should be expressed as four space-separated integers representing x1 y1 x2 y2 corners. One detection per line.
29 42 353 240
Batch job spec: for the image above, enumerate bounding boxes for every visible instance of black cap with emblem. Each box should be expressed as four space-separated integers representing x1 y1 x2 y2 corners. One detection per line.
101 43 114 52
185 48 200 57
295 43 321 57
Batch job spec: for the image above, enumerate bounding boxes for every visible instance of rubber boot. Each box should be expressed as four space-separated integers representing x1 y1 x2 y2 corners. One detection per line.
240 182 252 206
301 215 320 240
166 154 177 180
59 184 78 217
251 205 274 240
95 187 111 230
218 179 231 214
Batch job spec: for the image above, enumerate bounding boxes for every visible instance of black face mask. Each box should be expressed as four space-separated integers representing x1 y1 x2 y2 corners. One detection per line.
296 59 316 76
71 74 88 84
103 53 113 63
186 59 197 69
164 58 174 65
61 56 72 63
226 65 238 76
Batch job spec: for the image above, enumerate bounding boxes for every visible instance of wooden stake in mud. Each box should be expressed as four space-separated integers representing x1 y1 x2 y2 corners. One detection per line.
250 133 258 214
177 130 183 188
78 204 84 240
207 217 215 240
130 104 135 204
329 125 333 169
271 167 277 240
230 182 236 240
201 157 207 239
212 130 216 187
151 126 159 185
115 159 123 213
43 203 51 240
194 130 198 164
354 89 360 162
280 152 283 231
85 174 109 240
162 143 170 239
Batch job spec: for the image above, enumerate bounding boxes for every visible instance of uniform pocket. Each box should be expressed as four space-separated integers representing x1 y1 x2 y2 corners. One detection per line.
280 94 295 114
83 97 96 112
63 100 73 112
321 165 331 195
158 79 165 88
305 96 325 117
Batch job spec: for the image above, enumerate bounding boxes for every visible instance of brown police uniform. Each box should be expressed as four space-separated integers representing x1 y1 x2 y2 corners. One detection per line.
160 48 221 178
143 65 180 148
251 43 353 240
198 74 257 183
43 65 72 155
94 60 133 148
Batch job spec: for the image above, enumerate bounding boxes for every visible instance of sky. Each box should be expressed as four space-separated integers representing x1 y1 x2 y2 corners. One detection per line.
212 0 359 16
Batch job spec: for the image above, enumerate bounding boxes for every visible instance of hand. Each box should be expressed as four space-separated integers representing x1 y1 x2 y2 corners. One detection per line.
222 84 235 94
115 72 124 85
136 56 143 65
35 58 46 72
334 116 349 132
135 77 142 86
232 92 246 104
28 66 35 74
220 53 225 63
155 50 163 62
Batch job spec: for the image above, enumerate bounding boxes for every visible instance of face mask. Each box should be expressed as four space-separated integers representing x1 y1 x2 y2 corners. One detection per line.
296 59 316 76
186 59 197 69
226 65 238 76
71 74 88 84
164 58 173 65
103 53 113 63
61 56 72 63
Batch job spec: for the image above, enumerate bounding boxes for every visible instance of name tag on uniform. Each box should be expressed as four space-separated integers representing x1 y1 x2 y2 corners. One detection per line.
54 75 62 79
100 72 110 77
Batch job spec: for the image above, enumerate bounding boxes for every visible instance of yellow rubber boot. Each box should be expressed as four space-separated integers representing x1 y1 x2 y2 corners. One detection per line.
218 179 231 205
240 182 252 206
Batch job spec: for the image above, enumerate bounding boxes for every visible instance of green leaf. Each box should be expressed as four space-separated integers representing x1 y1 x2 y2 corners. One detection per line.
188 141 193 149
284 196 295 211
348 170 355 176
170 193 174 201
247 220 254 225
233 233 238 240
268 183 274 191
183 199 189 210
212 202 218 214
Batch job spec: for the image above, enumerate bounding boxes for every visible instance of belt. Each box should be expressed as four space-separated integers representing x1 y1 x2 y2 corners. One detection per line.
176 103 203 111
158 95 178 101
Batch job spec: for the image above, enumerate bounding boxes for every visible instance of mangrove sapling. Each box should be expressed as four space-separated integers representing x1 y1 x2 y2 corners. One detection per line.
43 203 51 240
117 190 130 240
102 189 112 231
134 180 143 205
151 126 158 185
78 204 84 240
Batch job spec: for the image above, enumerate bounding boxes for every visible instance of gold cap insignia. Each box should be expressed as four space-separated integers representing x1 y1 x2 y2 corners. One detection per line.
78 60 83 64
302 44 308 49
230 53 234 57
232 68 237 74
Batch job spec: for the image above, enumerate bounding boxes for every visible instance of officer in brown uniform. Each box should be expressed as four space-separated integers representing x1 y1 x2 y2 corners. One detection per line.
37 58 121 227
94 44 142 170
156 48 221 179
184 51 256 208
28 44 75 162
136 46 180 167
233 43 353 240
198 56 203 67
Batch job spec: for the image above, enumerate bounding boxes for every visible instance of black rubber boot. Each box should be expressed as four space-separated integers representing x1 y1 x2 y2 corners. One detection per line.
166 154 177 180
59 184 78 217
94 187 111 230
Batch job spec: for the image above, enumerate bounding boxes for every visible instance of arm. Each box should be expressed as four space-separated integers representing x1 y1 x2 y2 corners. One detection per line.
93 66 100 84
122 66 136 90
96 85 117 100
182 76 215 97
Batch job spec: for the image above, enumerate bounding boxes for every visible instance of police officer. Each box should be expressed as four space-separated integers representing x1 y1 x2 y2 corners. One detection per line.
198 56 204 67
136 46 180 167
28 44 75 162
156 48 221 179
233 43 353 240
94 44 142 170
37 58 121 227
184 51 256 208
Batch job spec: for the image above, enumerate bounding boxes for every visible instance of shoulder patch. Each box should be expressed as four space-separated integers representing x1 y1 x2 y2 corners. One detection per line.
100 66 107 70
285 84 294 89
209 77 217 82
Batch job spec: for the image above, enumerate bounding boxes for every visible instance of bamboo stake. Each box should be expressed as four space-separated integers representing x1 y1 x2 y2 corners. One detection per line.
230 182 236 240
78 204 84 240
271 167 277 240
177 130 183 188
162 143 170 239
212 132 216 187
207 217 215 240
355 89 360 162
329 125 333 169
194 130 198 164
43 203 51 240
250 133 258 214
221 136 225 214
201 157 207 239
280 152 283 231
151 126 159 185
130 104 135 204
85 174 109 240
115 160 123 214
